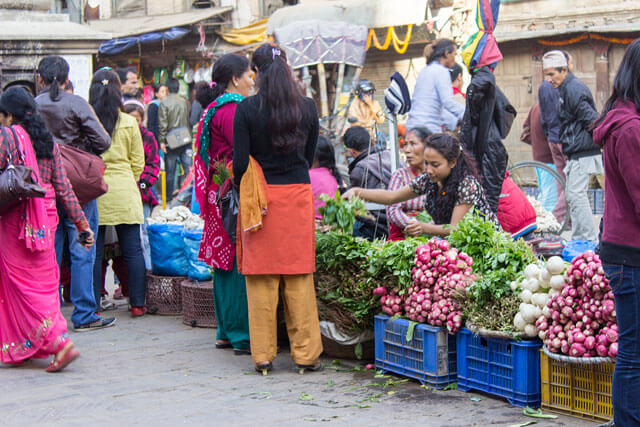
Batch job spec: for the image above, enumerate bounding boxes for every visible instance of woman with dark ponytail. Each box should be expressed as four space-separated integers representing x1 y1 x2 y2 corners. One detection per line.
0 87 94 372
406 39 465 133
89 68 147 318
344 133 496 237
193 53 254 355
232 43 322 374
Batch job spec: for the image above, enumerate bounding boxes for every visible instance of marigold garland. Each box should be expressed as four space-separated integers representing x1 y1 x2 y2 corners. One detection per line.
367 25 413 54
538 33 635 46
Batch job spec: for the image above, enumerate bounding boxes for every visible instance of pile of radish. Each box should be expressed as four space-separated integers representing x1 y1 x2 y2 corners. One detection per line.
536 251 618 358
402 239 474 333
511 256 566 338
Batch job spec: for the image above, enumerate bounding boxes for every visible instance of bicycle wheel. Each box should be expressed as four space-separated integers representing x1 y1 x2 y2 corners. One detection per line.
508 161 569 233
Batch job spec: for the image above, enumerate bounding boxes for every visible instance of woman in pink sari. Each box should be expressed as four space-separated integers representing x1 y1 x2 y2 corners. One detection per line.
0 87 94 372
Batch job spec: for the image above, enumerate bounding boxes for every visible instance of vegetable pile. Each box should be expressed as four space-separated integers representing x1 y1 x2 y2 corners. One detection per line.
315 231 426 333
511 257 566 338
148 206 204 230
537 251 618 358
377 239 473 334
526 196 561 233
449 212 538 332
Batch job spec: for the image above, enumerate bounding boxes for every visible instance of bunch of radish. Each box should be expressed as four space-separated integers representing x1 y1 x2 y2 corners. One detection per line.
536 251 618 358
402 239 473 334
376 288 404 317
512 256 566 337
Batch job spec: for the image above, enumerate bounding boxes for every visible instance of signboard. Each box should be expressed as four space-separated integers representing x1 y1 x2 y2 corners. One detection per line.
62 54 93 100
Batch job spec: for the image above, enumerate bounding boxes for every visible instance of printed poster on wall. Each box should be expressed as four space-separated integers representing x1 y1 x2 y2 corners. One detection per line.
62 54 93 101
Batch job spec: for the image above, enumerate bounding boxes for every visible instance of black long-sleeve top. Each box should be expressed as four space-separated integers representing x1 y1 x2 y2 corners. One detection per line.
233 94 319 186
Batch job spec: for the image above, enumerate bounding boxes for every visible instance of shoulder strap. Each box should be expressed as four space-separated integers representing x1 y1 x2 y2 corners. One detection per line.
7 125 24 162
0 126 14 165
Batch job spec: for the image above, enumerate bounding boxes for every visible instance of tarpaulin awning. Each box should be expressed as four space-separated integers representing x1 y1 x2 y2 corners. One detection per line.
87 7 232 38
462 0 503 71
98 27 190 55
267 0 428 34
217 18 268 46
274 20 368 69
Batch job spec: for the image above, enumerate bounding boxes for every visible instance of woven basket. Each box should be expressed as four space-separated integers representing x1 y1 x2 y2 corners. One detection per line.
181 279 217 328
146 274 183 315
543 345 614 364
321 336 374 360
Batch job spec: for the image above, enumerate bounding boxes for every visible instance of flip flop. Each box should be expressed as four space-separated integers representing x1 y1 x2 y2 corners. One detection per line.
45 348 80 373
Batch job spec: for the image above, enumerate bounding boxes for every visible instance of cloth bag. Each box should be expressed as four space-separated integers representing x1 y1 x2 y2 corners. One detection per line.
0 126 46 215
58 143 108 205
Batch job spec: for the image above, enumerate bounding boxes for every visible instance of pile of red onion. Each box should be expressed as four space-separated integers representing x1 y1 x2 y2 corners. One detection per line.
537 250 618 358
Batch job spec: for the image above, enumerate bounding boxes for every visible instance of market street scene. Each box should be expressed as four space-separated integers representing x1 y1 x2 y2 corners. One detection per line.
0 0 639 426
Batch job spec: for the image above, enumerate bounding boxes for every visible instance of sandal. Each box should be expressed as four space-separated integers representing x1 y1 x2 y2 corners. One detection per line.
46 345 80 373
255 362 273 376
233 348 251 356
296 362 324 375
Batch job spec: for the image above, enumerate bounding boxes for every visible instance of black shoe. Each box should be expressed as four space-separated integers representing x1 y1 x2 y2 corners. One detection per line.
234 348 251 356
297 362 324 374
73 317 116 332
255 362 273 376
215 342 232 349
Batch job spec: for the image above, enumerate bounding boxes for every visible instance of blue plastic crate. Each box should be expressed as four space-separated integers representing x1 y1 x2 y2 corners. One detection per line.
587 189 604 215
456 328 542 407
374 315 456 389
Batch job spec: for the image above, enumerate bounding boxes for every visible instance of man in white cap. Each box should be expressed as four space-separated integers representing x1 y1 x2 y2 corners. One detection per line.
542 50 603 241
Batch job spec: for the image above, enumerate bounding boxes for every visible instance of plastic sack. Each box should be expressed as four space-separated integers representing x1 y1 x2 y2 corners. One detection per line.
148 223 188 276
182 229 212 282
562 240 597 262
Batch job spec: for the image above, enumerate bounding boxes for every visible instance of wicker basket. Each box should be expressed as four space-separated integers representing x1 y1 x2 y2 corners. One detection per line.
181 279 217 328
321 336 374 360
146 274 183 315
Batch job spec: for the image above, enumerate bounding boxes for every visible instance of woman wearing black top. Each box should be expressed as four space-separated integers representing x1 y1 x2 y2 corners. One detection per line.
233 44 322 374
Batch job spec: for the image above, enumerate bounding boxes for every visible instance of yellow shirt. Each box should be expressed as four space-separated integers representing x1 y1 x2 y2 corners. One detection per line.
347 99 385 135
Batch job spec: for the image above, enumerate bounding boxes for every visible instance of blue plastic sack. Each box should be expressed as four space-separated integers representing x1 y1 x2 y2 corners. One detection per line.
182 229 212 282
562 240 597 262
148 224 188 276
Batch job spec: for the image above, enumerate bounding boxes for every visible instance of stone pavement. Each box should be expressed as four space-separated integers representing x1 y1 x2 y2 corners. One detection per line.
1 305 595 427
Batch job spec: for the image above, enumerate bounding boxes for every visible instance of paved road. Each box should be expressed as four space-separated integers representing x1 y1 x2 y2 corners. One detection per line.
1 305 595 427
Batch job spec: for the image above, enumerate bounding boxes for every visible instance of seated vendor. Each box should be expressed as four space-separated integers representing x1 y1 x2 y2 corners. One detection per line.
343 133 496 237
386 127 430 240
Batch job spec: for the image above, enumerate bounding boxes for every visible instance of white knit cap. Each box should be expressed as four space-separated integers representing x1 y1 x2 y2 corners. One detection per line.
542 51 568 69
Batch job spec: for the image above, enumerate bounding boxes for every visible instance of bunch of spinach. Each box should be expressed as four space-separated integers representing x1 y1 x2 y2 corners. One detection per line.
367 237 427 295
448 212 537 330
318 192 367 234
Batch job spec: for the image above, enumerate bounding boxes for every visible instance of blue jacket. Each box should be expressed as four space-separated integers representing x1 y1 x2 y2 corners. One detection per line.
538 81 561 144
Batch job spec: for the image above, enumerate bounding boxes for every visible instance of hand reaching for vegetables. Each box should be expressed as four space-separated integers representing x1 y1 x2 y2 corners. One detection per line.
341 187 361 202
404 219 427 237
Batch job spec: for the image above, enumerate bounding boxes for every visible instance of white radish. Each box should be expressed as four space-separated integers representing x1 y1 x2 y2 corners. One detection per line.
547 256 565 275
524 324 537 337
519 289 533 304
525 264 541 280
550 275 566 291
521 304 539 323
514 312 526 331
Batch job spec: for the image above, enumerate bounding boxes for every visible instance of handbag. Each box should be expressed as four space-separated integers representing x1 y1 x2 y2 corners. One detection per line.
0 126 47 216
58 143 108 205
165 126 192 150
217 180 239 245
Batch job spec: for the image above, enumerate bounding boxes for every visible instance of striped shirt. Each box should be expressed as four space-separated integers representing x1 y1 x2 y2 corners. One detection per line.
386 167 427 229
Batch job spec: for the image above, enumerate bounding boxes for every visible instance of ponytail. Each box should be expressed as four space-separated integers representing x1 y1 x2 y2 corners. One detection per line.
251 44 305 153
424 39 456 64
0 87 54 159
197 54 249 109
89 69 122 136
37 56 70 101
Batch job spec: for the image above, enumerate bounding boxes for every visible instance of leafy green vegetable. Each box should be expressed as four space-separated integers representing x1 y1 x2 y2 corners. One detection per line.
211 161 230 186
318 191 367 234
366 236 427 295
416 210 432 224
448 211 537 331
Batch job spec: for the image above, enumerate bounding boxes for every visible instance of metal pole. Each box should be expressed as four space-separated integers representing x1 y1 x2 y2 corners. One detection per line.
388 113 400 172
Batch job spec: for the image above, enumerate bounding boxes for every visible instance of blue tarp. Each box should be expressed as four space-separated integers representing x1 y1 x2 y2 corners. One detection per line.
99 27 190 55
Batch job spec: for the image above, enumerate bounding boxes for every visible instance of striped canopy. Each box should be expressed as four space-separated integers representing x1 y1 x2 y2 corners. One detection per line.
462 0 503 71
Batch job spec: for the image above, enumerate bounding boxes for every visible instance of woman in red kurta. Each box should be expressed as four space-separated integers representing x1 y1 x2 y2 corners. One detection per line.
194 54 255 355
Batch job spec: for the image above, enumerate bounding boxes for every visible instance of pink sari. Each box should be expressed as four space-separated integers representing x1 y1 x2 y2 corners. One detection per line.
0 125 69 364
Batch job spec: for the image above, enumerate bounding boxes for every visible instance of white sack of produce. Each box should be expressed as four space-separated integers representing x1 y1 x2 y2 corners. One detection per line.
148 206 204 230
526 196 561 233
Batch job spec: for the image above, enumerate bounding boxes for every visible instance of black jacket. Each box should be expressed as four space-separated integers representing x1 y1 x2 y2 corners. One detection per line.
348 149 392 234
35 88 111 155
460 66 516 212
557 73 601 159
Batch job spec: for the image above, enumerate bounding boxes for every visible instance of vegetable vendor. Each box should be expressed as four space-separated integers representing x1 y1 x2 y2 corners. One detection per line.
343 133 496 237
